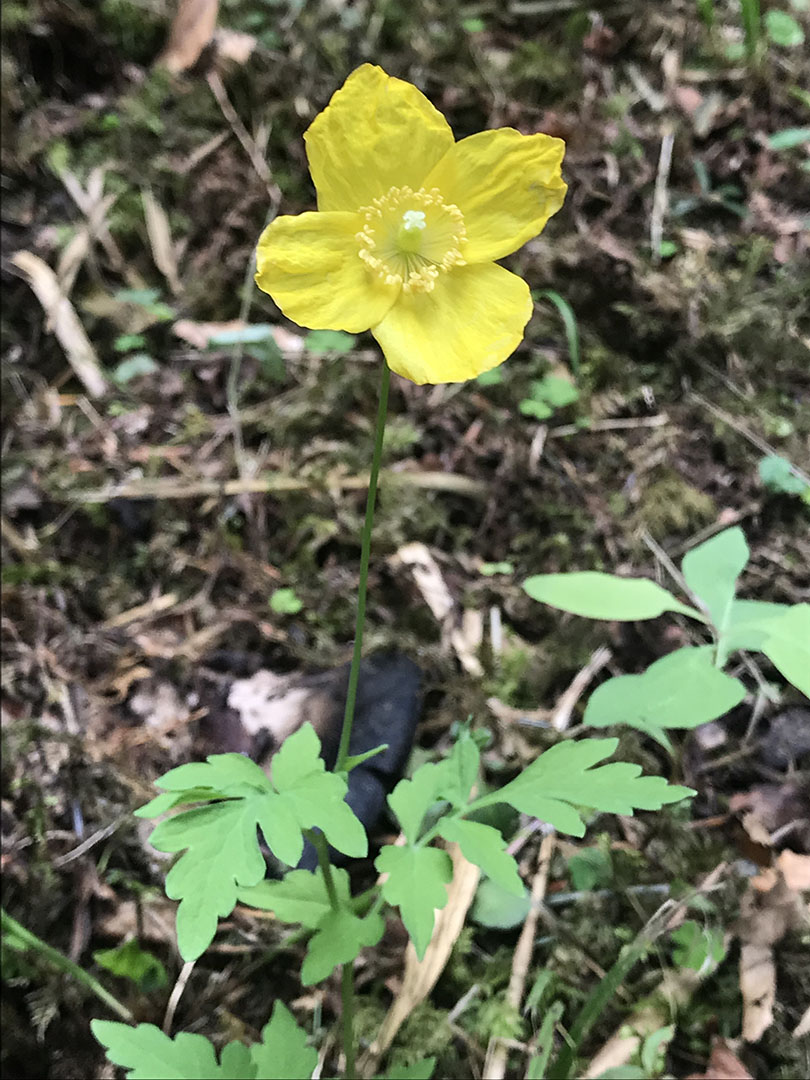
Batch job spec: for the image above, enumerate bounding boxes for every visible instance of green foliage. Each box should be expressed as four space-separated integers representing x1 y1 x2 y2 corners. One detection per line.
304 329 356 355
535 290 581 376
567 846 613 891
765 8 805 46
524 526 809 710
475 739 693 837
671 920 726 972
114 287 175 322
682 526 748 633
437 818 523 895
755 604 810 696
238 868 383 985
758 454 810 498
372 730 692 956
91 1000 318 1079
137 725 366 960
519 375 579 420
740 0 761 57
114 333 147 353
376 844 454 957
93 938 167 993
523 571 699 621
270 587 304 614
767 127 810 150
583 647 746 746
470 877 530 929
208 325 286 384
480 561 514 576
112 354 159 385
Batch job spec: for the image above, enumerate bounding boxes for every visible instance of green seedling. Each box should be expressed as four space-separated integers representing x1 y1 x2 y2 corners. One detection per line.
88 725 691 1077
524 526 810 744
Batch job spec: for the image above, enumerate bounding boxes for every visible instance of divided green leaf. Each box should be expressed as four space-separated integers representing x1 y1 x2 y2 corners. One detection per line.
302 905 384 985
441 730 480 807
375 844 453 959
388 761 449 844
237 868 334 927
437 818 523 895
584 647 746 744
250 1002 318 1079
523 572 698 621
92 1000 317 1080
91 1020 240 1080
143 726 366 960
477 739 694 837
238 868 382 985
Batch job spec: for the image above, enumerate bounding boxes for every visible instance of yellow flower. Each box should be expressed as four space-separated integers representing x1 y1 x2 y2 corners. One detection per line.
255 64 567 385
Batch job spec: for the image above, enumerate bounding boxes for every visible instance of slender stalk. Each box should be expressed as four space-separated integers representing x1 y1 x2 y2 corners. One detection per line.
305 830 340 910
305 830 358 1077
1 908 134 1023
341 962 357 1078
335 361 391 774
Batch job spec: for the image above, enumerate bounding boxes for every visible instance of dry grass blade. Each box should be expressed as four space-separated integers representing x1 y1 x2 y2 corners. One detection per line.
142 189 182 296
159 0 219 74
484 832 556 1080
55 471 486 504
10 251 108 399
59 167 142 287
359 844 481 1076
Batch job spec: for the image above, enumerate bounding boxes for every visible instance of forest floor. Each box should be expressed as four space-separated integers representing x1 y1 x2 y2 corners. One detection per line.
2 1 809 1077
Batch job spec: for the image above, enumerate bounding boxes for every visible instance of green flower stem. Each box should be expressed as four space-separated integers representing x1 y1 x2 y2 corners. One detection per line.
341 962 357 1079
1 908 134 1023
335 360 391 775
304 830 340 911
304 829 357 1075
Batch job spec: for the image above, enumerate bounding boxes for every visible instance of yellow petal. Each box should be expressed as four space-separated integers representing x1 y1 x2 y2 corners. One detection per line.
304 64 455 213
255 211 399 333
424 129 567 264
371 263 532 385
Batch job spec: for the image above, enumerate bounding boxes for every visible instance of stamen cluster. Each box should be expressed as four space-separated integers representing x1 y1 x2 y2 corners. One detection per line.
357 186 466 293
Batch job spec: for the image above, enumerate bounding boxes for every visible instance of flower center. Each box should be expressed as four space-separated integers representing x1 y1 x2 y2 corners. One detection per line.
357 186 466 293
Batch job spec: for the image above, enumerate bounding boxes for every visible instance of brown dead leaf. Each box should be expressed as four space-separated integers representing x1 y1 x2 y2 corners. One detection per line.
777 849 810 892
391 542 454 622
10 251 108 398
142 190 182 296
740 942 776 1042
685 1039 753 1080
159 0 219 74
213 27 256 64
737 872 806 947
730 783 810 851
97 898 178 944
737 872 808 1043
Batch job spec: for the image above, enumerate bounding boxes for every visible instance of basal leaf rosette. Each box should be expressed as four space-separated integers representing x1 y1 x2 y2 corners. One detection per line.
255 64 567 384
